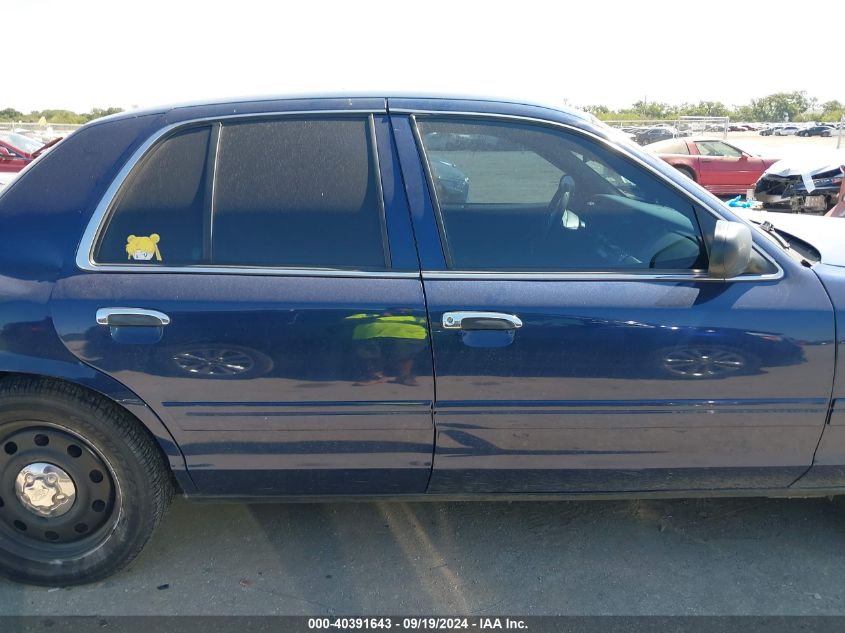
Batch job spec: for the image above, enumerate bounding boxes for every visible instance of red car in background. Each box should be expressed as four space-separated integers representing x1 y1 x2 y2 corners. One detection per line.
645 137 779 196
0 132 62 180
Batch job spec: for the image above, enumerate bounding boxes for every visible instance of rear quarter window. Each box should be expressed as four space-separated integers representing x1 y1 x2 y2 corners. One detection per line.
95 126 211 265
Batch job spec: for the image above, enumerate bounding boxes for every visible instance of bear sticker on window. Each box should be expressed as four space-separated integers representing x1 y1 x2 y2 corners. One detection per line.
126 234 162 262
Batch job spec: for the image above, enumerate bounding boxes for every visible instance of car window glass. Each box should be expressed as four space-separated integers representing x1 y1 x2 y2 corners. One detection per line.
696 141 742 157
212 118 387 268
0 132 41 154
95 126 211 265
417 118 707 272
422 130 562 204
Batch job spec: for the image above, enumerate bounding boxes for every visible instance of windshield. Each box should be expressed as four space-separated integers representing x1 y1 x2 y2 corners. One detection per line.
0 132 43 154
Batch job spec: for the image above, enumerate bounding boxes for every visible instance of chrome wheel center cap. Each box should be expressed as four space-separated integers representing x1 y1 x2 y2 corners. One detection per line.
15 463 76 518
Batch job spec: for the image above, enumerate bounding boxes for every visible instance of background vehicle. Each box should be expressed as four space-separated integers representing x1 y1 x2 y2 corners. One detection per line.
0 95 843 587
755 154 845 213
634 126 678 145
797 126 834 138
0 132 61 178
774 126 800 136
431 158 470 203
646 137 778 195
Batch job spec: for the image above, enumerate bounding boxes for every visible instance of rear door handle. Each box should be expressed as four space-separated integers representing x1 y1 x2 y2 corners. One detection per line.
96 308 171 327
442 311 523 331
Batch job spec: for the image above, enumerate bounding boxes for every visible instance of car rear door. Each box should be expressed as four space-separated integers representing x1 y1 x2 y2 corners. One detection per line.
51 104 435 496
391 106 834 494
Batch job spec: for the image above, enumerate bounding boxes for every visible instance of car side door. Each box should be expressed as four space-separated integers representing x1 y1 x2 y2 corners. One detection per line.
392 109 834 494
52 106 436 497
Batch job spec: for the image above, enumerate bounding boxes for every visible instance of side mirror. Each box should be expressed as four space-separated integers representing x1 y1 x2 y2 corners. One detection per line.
0 147 12 158
709 220 752 279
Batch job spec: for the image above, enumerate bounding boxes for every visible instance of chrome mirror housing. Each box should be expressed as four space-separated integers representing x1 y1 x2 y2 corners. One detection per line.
709 220 752 279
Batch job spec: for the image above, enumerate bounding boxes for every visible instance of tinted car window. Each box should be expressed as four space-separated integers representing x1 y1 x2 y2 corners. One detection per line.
418 118 707 271
213 118 387 268
96 126 211 265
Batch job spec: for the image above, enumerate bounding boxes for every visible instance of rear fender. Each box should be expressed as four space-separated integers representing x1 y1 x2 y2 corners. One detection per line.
0 360 195 493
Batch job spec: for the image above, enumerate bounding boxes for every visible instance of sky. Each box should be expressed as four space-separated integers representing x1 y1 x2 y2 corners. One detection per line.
4 0 841 114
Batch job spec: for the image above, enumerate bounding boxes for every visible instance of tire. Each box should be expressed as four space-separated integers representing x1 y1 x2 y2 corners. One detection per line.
0 376 172 585
675 166 696 182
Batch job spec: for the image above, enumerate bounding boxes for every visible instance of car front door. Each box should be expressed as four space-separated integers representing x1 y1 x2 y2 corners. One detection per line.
693 140 758 192
393 111 834 494
52 107 435 496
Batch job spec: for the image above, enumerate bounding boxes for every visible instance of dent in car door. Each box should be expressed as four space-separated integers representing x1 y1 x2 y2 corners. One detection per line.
394 109 834 494
52 108 435 496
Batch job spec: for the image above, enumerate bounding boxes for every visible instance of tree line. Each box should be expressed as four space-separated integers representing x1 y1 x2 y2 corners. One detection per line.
2 91 844 125
581 91 844 123
0 107 124 124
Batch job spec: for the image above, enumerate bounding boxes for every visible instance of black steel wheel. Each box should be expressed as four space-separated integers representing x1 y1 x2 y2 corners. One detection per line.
0 376 172 585
0 424 118 550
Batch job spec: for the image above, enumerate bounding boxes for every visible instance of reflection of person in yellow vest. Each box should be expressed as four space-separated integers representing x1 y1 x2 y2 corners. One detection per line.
346 311 427 386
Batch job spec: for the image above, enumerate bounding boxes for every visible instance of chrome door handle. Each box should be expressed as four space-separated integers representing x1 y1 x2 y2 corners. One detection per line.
96 308 171 327
442 311 523 331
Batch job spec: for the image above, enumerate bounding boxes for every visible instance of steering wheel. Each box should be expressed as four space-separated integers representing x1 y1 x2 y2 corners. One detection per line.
542 175 576 240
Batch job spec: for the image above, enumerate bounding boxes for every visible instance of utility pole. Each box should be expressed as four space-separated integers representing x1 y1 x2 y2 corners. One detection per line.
838 114 844 150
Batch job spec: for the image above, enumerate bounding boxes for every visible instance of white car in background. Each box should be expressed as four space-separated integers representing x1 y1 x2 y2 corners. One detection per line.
739 210 845 266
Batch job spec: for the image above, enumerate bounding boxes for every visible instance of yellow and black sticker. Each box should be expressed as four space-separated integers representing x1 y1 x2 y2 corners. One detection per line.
125 234 162 261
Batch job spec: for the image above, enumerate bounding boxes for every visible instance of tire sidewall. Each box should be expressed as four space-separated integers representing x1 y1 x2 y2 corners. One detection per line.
0 392 156 585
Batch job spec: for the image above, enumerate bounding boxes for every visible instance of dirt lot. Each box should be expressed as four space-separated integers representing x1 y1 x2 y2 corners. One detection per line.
723 130 843 161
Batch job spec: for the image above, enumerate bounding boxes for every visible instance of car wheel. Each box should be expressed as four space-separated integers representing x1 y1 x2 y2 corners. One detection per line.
0 376 172 585
674 166 696 181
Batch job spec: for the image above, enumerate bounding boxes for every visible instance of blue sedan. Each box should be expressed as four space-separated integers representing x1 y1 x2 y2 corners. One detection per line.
0 95 842 585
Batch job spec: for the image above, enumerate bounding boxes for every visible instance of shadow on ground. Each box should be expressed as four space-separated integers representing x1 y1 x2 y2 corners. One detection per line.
1 496 844 615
